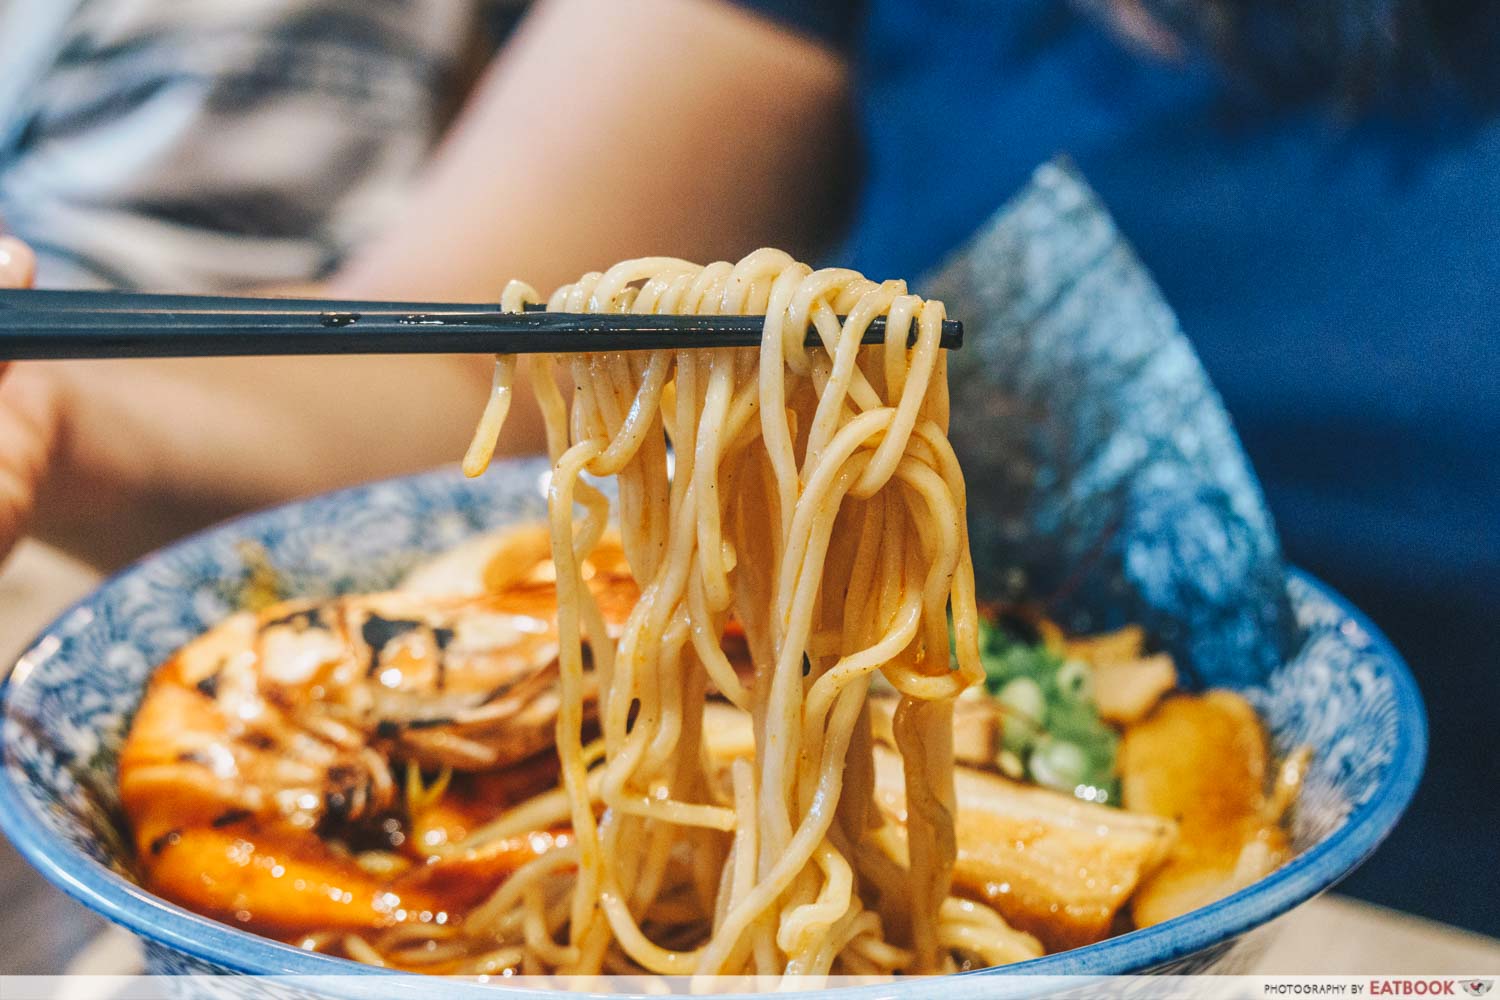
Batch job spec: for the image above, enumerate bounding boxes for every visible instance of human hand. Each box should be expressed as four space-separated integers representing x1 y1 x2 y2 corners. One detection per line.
0 236 60 562
0 234 33 286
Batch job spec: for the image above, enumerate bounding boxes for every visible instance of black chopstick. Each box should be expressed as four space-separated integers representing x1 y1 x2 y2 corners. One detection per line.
0 290 963 360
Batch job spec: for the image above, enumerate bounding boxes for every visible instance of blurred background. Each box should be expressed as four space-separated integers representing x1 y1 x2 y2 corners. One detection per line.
0 0 1495 972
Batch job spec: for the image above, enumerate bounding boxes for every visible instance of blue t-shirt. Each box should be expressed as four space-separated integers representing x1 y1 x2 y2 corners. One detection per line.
735 0 1498 936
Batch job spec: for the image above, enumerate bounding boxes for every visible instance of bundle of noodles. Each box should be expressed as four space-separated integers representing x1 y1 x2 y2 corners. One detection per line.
461 249 1021 977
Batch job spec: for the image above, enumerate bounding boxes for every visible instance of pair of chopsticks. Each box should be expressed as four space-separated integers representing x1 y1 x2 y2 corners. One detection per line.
0 290 963 361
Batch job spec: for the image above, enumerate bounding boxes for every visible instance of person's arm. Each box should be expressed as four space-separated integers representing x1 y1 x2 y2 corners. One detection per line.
3 0 851 569
331 0 853 301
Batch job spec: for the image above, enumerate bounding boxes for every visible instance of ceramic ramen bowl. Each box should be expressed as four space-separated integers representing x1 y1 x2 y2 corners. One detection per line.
0 460 1425 990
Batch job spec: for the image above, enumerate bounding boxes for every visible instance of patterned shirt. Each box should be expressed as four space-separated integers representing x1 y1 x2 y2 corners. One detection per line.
0 0 521 290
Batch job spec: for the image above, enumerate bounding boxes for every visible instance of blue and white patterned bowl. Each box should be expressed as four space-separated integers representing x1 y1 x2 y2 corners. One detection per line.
0 460 1425 986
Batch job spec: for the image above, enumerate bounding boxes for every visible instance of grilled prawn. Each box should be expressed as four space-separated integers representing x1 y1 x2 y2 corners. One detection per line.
118 532 635 939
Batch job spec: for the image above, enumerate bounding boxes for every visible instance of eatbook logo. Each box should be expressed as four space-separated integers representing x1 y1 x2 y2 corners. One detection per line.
1462 982 1493 997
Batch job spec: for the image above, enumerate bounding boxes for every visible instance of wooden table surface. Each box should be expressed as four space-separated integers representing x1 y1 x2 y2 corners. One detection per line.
1 539 1497 975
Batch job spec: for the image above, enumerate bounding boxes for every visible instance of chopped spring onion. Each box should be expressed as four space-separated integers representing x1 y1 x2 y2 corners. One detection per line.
970 613 1121 803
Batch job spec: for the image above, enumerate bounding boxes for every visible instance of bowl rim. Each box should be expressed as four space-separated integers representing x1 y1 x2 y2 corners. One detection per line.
0 468 1428 985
